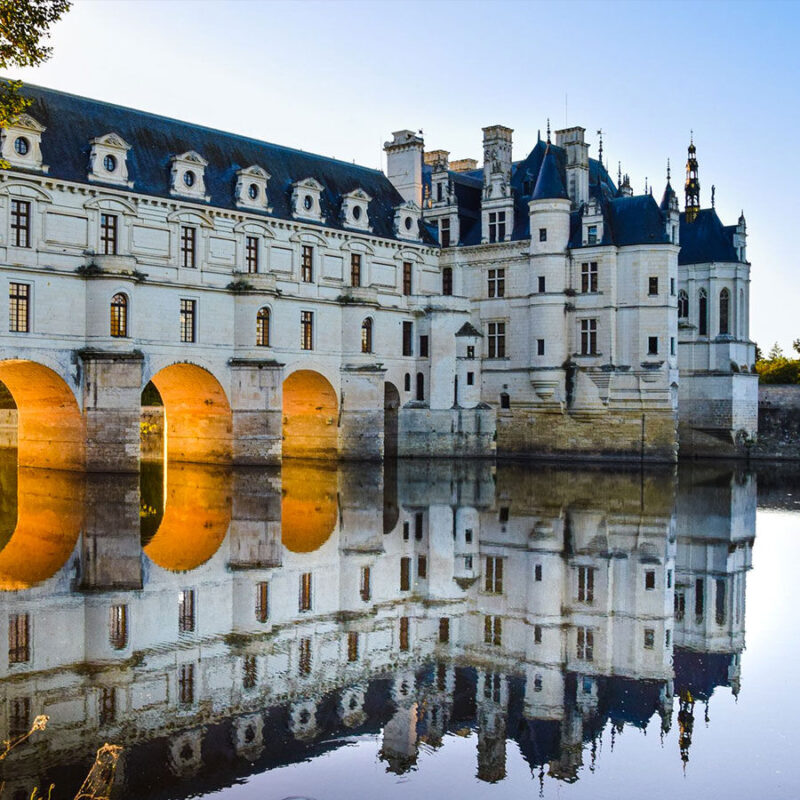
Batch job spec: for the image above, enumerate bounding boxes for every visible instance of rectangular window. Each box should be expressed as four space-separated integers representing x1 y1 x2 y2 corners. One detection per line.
9 697 30 739
484 615 502 646
538 275 546 293
581 262 598 293
100 213 118 255
464 555 473 570
485 556 503 594
439 617 450 644
299 637 312 675
587 225 598 245
539 228 547 242
9 282 30 333
577 566 594 604
350 253 361 287
488 211 506 243
645 570 656 590
402 321 413 356
670 277 676 296
675 591 686 622
534 624 542 644
466 345 475 359
178 589 195 633
537 338 545 356
178 663 194 704
300 310 313 350
649 276 659 296
666 629 672 647
648 336 659 355
465 528 473 543
671 336 676 356
8 613 30 663
417 555 427 579
180 226 196 268
109 605 128 650
580 319 597 355
415 512 423 540
360 566 371 602
667 569 673 589
467 371 474 385
695 578 704 619
484 673 501 703
400 557 411 591
99 688 116 726
402 521 409 540
488 268 505 298
399 616 410 651
419 335 429 358
534 563 542 582
299 572 312 612
487 321 506 358
243 655 257 689
301 245 313 282
402 261 412 295
256 581 269 623
577 627 594 661
246 235 259 273
440 217 451 248
180 299 196 343
499 506 509 523
348 631 359 662
644 628 655 649
10 199 30 248
715 578 726 626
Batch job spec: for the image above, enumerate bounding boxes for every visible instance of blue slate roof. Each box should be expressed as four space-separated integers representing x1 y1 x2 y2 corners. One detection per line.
531 144 568 200
14 83 438 244
679 208 741 265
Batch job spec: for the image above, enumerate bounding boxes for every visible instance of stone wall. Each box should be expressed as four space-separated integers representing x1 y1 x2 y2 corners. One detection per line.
749 385 800 460
398 406 496 458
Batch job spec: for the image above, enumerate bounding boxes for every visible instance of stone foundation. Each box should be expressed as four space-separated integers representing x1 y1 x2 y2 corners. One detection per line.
397 406 496 458
748 385 800 461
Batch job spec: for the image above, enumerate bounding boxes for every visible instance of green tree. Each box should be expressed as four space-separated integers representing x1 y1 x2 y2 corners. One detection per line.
793 338 800 356
767 341 784 360
0 0 71 157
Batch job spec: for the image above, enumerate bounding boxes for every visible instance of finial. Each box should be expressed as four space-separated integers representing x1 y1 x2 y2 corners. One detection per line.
645 176 648 195
546 118 551 144
711 184 715 208
667 158 671 181
597 129 603 167
537 129 541 142
690 129 693 145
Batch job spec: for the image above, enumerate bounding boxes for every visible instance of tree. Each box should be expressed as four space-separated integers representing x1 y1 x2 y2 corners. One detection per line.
793 338 800 356
767 342 783 360
0 0 71 156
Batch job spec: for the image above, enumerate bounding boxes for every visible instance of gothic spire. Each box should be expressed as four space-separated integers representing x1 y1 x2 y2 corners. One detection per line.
685 135 700 223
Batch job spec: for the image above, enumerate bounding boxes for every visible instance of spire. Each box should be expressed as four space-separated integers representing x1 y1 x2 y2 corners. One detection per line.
644 176 648 195
711 184 716 208
531 144 568 200
546 118 551 144
685 134 700 222
617 161 622 187
597 129 603 167
667 158 671 181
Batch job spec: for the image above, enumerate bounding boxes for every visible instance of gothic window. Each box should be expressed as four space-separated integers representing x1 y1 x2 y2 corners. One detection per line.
577 566 594 604
246 235 259 273
416 372 424 401
100 213 118 255
488 268 505 298
180 226 196 268
488 211 506 243
300 310 313 350
487 321 506 358
299 573 312 612
256 581 269 622
110 293 128 338
485 556 503 594
698 288 708 336
256 307 270 347
109 605 128 650
350 253 361 287
10 199 30 248
180 299 196 343
581 262 598 293
678 289 689 318
440 217 451 248
402 261 412 295
301 245 314 282
719 288 730 335
361 317 372 353
442 266 453 295
580 319 597 355
8 613 30 663
9 282 30 333
178 589 195 632
404 372 411 391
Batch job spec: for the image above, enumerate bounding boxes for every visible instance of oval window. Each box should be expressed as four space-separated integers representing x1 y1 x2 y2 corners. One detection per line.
103 154 117 172
303 195 313 210
404 216 413 231
14 137 29 156
248 183 259 200
183 170 195 187
353 205 362 220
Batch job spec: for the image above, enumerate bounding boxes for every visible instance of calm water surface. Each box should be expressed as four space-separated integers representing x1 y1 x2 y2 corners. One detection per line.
0 453 797 799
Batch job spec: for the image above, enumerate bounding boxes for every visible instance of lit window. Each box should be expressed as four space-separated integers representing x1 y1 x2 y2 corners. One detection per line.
180 226 196 268
400 617 410 651
100 213 118 255
110 293 128 338
580 319 597 355
300 310 313 350
10 199 30 248
361 318 372 353
299 573 312 612
360 566 371 602
256 581 269 622
351 253 361 287
487 321 506 358
402 261 412 295
256 307 270 347
485 556 503 594
180 299 196 343
246 236 259 273
488 268 505 298
9 282 30 333
301 245 313 282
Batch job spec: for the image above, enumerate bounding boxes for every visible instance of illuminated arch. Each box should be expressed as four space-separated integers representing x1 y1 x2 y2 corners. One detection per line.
281 461 337 553
0 467 83 590
0 359 84 470
143 463 231 572
282 370 338 460
148 363 232 465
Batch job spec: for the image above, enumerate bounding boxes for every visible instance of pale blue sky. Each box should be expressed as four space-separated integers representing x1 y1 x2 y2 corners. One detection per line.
9 0 799 351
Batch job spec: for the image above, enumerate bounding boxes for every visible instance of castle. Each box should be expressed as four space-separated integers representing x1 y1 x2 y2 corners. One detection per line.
0 83 757 469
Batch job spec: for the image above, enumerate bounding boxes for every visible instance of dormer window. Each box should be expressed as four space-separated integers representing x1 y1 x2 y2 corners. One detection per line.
170 151 209 201
394 201 421 241
88 132 132 187
291 178 324 222
0 113 47 172
235 165 271 211
341 189 371 231
588 225 597 245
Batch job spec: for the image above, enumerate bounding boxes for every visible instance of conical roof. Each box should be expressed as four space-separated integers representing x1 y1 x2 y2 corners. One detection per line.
531 144 568 200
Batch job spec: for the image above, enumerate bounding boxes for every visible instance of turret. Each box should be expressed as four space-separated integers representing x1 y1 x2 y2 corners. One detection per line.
529 144 570 256
685 136 700 223
384 130 424 206
660 159 680 245
734 211 747 262
555 126 589 208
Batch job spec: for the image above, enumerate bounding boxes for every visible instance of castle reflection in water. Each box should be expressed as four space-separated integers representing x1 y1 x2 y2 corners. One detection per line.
0 453 754 797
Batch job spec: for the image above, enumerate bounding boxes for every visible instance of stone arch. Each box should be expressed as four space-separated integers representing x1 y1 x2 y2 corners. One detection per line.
281 461 338 553
282 369 338 459
0 359 84 470
148 362 232 465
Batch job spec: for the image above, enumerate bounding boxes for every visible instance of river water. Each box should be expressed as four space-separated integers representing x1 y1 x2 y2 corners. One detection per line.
0 453 796 800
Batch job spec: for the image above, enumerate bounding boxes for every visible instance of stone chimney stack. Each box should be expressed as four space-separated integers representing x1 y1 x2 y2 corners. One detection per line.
482 125 513 187
555 127 589 208
384 130 424 206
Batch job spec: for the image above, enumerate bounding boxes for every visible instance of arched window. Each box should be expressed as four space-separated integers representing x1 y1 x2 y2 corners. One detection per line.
416 372 424 401
442 267 453 296
256 307 270 346
698 288 708 336
719 288 730 335
110 293 128 337
361 318 373 353
404 373 411 392
678 289 689 318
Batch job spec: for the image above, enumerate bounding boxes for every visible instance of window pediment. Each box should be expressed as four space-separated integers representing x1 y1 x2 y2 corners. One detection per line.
170 151 209 201
1 113 48 173
341 188 372 232
235 165 271 211
88 132 133 187
394 201 421 241
291 177 325 223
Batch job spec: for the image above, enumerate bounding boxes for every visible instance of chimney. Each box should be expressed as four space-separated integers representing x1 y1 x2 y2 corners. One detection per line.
384 130 424 206
450 158 478 173
555 127 589 208
482 125 513 186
